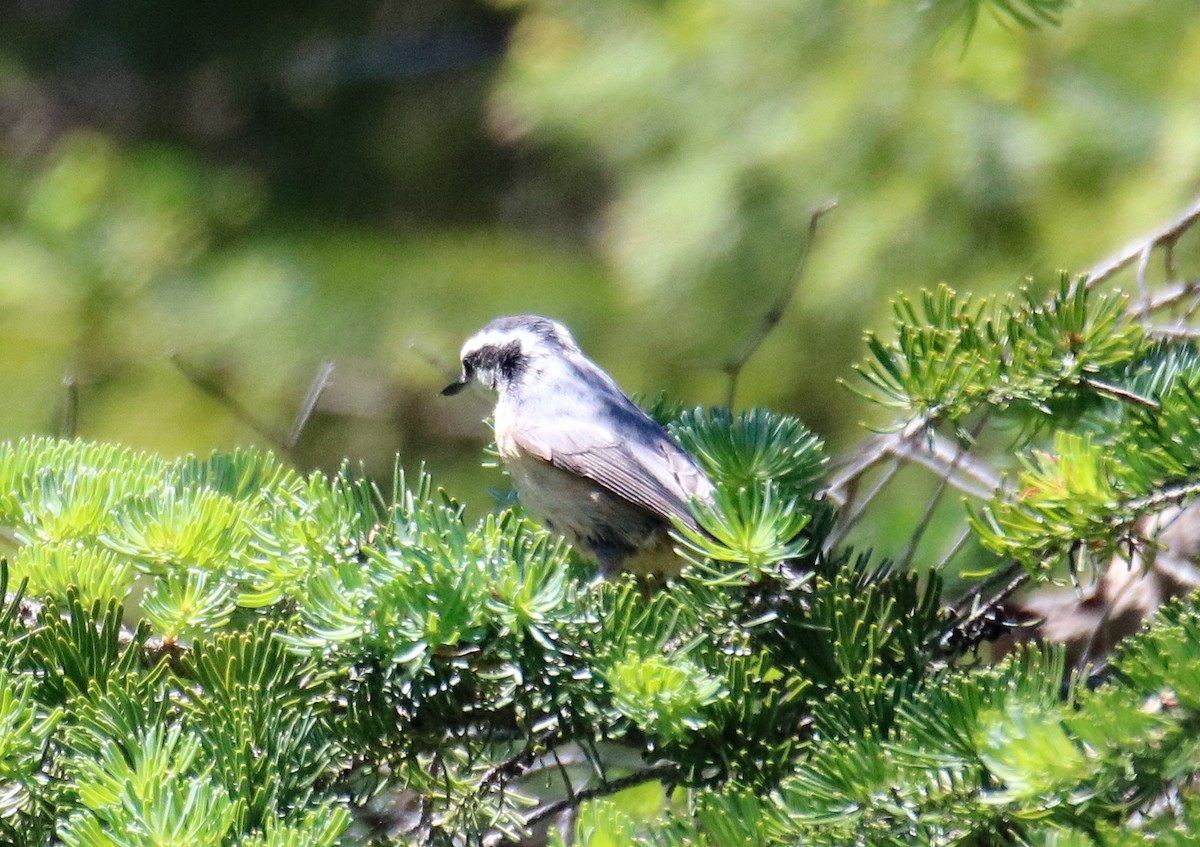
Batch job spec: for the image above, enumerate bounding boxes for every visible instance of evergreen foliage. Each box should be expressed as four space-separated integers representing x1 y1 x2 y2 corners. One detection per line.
3 266 1200 844
2 224 1200 845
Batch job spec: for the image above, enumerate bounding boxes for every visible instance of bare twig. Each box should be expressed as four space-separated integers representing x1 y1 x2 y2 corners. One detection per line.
285 360 335 449
949 562 1028 618
488 763 678 846
822 458 901 553
1135 245 1153 324
1078 376 1160 412
889 433 1002 499
938 563 1029 655
409 339 457 384
170 352 287 449
1147 325 1200 340
829 427 999 504
895 475 952 572
1081 194 1200 291
824 434 894 508
934 525 973 573
171 354 339 458
549 746 578 800
896 416 989 571
825 415 933 505
59 374 78 438
1131 279 1200 315
478 728 568 794
724 199 837 408
823 417 1002 555
1178 287 1200 326
1123 479 1200 515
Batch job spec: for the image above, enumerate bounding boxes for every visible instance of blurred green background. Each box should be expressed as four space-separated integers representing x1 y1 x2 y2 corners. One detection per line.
1 0 1198 519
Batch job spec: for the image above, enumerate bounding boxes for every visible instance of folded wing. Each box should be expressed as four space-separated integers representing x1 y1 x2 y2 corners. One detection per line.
514 416 713 532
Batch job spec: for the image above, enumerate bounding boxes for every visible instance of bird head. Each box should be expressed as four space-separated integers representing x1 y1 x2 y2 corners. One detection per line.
442 315 580 396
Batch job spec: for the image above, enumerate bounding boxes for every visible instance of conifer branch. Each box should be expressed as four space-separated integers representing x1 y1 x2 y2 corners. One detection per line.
10 588 191 664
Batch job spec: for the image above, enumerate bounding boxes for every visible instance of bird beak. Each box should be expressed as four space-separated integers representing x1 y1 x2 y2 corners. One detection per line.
441 374 470 396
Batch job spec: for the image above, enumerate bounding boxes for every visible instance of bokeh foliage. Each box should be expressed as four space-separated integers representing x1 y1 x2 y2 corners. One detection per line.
1 0 1199 497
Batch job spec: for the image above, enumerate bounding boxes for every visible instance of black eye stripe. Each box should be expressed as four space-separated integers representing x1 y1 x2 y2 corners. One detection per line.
466 342 525 379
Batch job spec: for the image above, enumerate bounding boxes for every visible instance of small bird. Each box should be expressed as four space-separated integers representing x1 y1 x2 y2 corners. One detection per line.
442 315 714 577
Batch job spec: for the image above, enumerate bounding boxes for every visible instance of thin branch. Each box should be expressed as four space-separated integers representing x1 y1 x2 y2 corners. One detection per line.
824 433 895 508
1147 325 1200 340
1131 278 1200 315
724 199 837 408
887 434 1002 499
1081 194 1200 291
1181 293 1200 324
826 415 1001 503
934 525 973 573
1122 479 1200 515
409 339 457 384
478 728 567 794
59 374 78 438
895 475 951 572
285 360 335 449
824 415 934 505
938 562 1030 655
1135 245 1153 325
171 354 340 459
896 415 988 571
1078 376 1160 412
824 420 1002 555
949 562 1028 618
549 746 578 808
489 763 678 846
822 458 901 553
170 352 287 449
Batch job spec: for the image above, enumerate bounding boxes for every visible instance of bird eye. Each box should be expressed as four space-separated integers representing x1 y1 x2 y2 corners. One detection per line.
462 358 475 377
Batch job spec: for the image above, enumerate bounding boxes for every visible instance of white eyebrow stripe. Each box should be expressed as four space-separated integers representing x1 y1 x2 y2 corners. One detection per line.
460 327 565 359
